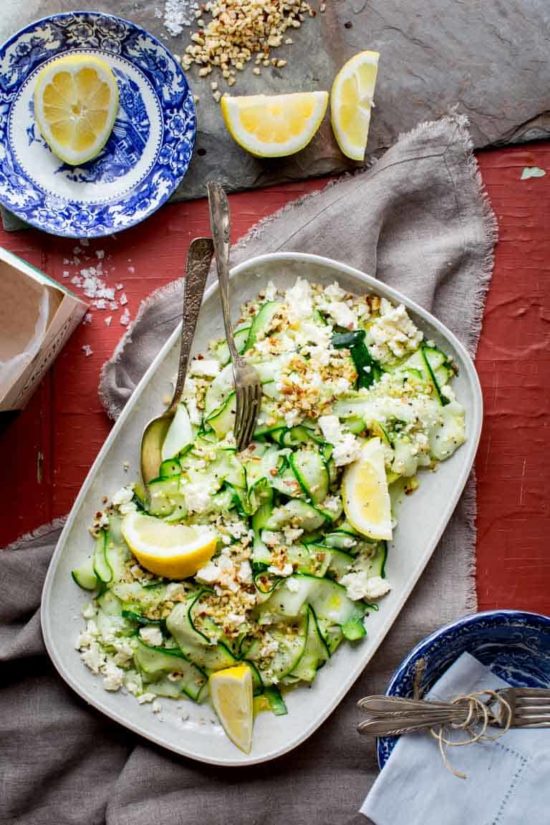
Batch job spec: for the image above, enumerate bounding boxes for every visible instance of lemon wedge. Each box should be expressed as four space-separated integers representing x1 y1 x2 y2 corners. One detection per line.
210 665 254 753
221 91 328 158
342 437 392 540
330 50 379 161
34 54 119 166
121 512 217 579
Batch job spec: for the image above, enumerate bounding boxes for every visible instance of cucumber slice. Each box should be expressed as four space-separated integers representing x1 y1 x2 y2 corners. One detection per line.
264 686 288 716
251 537 272 566
93 531 112 584
279 425 321 446
287 543 330 576
159 459 181 478
270 462 302 498
161 403 193 461
147 476 185 517
428 400 466 460
289 448 329 504
134 640 207 701
166 595 238 672
71 556 98 591
112 582 175 615
246 613 308 684
289 606 329 682
367 542 388 578
213 325 251 366
204 363 234 418
342 617 367 641
264 499 327 532
105 531 131 580
326 548 355 579
245 301 283 350
206 392 237 439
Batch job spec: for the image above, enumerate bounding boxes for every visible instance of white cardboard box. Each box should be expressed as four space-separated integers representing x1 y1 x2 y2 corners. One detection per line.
0 247 87 411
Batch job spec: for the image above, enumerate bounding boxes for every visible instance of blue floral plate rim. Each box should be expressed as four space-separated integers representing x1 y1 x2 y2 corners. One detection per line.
0 10 196 237
376 609 550 769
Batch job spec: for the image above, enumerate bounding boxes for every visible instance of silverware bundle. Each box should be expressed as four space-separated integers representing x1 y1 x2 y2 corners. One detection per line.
357 688 550 737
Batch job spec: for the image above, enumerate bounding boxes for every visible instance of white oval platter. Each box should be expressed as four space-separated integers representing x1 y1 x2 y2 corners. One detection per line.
41 252 483 766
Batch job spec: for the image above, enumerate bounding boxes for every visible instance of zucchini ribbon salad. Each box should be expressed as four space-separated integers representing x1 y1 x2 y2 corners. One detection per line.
73 277 466 752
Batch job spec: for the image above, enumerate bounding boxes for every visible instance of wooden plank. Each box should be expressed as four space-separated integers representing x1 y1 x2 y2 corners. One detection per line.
1 152 549 619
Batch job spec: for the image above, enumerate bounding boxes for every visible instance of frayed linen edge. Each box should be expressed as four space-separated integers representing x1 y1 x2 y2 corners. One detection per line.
4 516 66 552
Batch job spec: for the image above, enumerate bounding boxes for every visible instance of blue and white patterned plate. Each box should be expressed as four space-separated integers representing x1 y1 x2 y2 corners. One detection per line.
0 11 196 237
377 610 550 769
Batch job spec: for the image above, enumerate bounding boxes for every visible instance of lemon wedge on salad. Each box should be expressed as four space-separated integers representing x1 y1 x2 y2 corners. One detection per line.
34 54 119 166
330 50 379 161
210 665 254 753
342 437 392 540
121 512 217 579
221 91 328 157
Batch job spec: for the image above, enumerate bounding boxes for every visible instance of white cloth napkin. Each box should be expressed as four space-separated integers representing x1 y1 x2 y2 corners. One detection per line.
361 652 550 824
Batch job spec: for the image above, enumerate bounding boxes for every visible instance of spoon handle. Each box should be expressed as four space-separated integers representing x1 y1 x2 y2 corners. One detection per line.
168 237 214 415
207 181 240 366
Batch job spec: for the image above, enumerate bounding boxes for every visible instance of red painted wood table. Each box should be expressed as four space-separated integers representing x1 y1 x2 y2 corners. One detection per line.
1 144 549 616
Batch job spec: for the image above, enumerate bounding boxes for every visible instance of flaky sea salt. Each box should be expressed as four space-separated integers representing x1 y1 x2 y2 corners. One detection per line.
82 344 93 357
120 308 131 326
104 316 112 326
163 0 199 37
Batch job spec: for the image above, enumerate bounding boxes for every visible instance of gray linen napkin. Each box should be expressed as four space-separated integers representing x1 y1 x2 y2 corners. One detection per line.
0 113 496 825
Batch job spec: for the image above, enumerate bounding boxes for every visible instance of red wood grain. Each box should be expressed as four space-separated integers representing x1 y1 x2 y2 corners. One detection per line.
1 150 549 616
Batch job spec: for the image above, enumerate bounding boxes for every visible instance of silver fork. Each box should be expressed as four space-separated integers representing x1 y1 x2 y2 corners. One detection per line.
357 688 550 736
207 181 262 451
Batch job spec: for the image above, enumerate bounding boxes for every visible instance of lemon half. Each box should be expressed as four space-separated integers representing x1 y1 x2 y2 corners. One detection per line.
342 437 392 540
210 665 254 753
330 50 379 161
121 512 218 579
221 91 328 158
34 54 119 166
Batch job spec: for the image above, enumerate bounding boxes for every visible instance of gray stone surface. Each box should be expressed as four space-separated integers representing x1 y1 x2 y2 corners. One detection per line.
2 0 550 203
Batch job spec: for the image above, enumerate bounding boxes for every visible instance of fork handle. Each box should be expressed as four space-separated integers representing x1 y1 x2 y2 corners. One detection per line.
168 237 215 416
207 181 240 366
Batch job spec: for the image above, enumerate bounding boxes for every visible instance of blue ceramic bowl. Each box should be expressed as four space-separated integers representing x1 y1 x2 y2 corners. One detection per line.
0 11 196 237
377 610 550 769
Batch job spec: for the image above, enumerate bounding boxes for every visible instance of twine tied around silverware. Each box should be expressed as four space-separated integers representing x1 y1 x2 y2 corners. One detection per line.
430 690 513 779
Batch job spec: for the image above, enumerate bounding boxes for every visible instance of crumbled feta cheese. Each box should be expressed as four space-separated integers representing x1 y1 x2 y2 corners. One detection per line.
227 612 246 626
325 300 357 329
139 626 164 646
368 301 423 363
340 571 392 601
137 692 157 704
262 530 282 548
282 526 303 544
237 560 253 584
286 577 301 592
194 561 219 584
268 562 293 577
151 700 162 714
81 602 96 619
190 358 220 378
112 639 135 667
112 485 134 506
318 416 360 466
102 660 125 691
260 635 279 657
325 281 346 300
81 642 105 674
183 480 213 513
264 280 277 301
286 278 313 322
125 673 143 696
165 583 187 600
